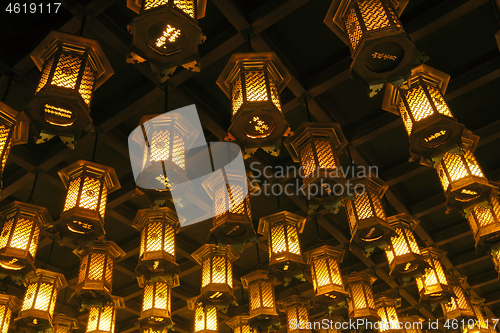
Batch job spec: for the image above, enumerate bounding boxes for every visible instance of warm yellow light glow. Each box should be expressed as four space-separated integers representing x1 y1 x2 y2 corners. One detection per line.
278 295 312 333
0 294 17 333
375 296 401 333
142 0 196 18
435 149 485 193
241 270 278 322
441 275 474 320
344 272 379 321
465 195 500 247
415 247 452 304
188 300 218 333
156 25 182 48
227 315 255 333
140 280 172 327
85 297 122 333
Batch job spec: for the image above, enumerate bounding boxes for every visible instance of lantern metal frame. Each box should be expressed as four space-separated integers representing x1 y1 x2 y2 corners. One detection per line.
138 278 174 329
191 244 240 307
57 160 120 242
374 295 402 333
187 298 219 333
0 293 18 333
0 201 53 274
52 313 79 333
441 275 474 321
490 246 500 279
464 194 500 248
126 0 207 82
461 298 490 333
85 296 124 333
384 213 428 280
27 31 113 147
226 315 253 333
277 295 312 333
304 245 348 305
324 0 421 96
415 247 453 305
258 211 307 279
344 272 379 322
217 52 292 158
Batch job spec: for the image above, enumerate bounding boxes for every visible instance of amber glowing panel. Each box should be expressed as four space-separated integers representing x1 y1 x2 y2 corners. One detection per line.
240 270 278 321
343 272 379 321
277 295 312 333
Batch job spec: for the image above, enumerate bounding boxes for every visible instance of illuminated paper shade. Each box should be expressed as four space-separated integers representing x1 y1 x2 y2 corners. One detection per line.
277 295 312 333
0 294 18 333
344 272 379 321
85 297 124 333
415 247 453 305
375 296 402 333
226 315 254 333
441 275 474 321
188 298 218 333
464 195 500 247
139 279 173 329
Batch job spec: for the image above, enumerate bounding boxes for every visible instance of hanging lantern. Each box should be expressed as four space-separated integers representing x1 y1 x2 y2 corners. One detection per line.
463 195 500 248
187 298 218 333
415 247 453 305
15 269 67 331
318 315 343 333
216 52 292 158
126 0 206 82
490 246 500 279
27 31 113 147
139 279 173 329
52 313 79 333
226 315 254 333
324 0 423 96
132 207 181 282
384 213 428 280
240 270 279 331
57 160 120 241
441 275 474 321
85 296 124 333
375 295 401 333
192 244 239 307
71 241 125 305
0 294 18 333
284 122 347 213
342 177 395 256
460 298 490 333
258 211 307 279
0 201 53 273
277 295 312 333
399 315 424 333
344 272 379 321
304 245 348 305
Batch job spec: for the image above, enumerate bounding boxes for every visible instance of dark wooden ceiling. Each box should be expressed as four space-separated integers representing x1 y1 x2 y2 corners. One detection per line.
1 0 500 332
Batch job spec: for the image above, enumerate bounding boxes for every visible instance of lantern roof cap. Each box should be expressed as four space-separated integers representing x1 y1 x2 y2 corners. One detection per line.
304 244 344 264
277 294 312 311
58 159 121 193
127 0 208 19
0 201 54 228
258 211 307 236
0 293 19 309
386 213 420 229
374 295 401 308
191 244 240 265
132 206 182 231
216 51 291 98
420 246 446 258
347 177 388 198
344 271 377 285
53 313 79 329
468 297 485 306
226 315 250 328
202 168 248 200
446 274 467 286
0 101 19 123
24 269 67 289
30 31 114 89
74 240 126 260
240 269 279 288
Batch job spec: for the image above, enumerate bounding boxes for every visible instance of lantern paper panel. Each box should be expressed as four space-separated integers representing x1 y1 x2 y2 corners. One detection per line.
127 0 207 82
318 316 343 333
277 295 312 333
57 160 120 242
400 315 424 333
132 207 181 282
188 299 218 333
344 272 379 321
384 213 428 280
216 52 292 158
139 279 173 329
258 211 307 279
441 275 474 321
304 245 348 305
0 103 18 198
226 315 255 333
460 298 490 333
0 201 53 273
324 0 423 96
72 241 125 305
27 31 113 147
51 313 79 333
415 247 453 305
0 294 18 333
85 296 124 333
375 296 402 333
192 244 239 307
342 177 395 256
15 269 67 331
465 195 500 248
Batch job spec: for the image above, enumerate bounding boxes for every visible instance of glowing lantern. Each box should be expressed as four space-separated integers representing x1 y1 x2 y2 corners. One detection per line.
441 275 474 321
304 245 348 305
192 244 239 306
139 279 173 329
284 122 347 213
226 315 254 333
72 241 125 305
342 177 395 256
27 31 113 147
258 211 307 278
490 246 500 278
324 0 422 96
318 316 343 333
461 298 490 333
0 201 53 272
57 160 120 241
132 207 180 281
52 313 79 333
127 0 206 82
0 294 18 333
415 247 453 304
85 296 123 333
375 295 402 333
202 167 255 247
15 269 67 331
344 272 379 321
217 52 292 158
464 195 500 247
240 270 279 330
384 213 428 280
400 315 424 333
278 295 312 333
142 329 169 333
188 299 218 333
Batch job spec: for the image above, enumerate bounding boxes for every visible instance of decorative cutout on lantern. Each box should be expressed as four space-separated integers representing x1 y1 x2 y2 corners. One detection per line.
0 201 53 273
342 177 395 256
71 241 125 305
415 247 453 305
441 275 474 321
57 160 120 242
304 245 348 305
463 194 500 248
258 211 307 280
384 213 428 280
278 295 312 333
226 315 254 333
188 298 218 333
344 272 379 322
192 244 239 307
318 315 343 333
216 52 292 158
139 279 173 330
284 122 347 213
240 270 279 331
400 315 424 333
126 0 207 81
132 207 181 282
324 0 423 96
15 269 67 331
27 31 113 147
0 293 18 333
52 313 79 333
85 296 124 333
375 295 402 333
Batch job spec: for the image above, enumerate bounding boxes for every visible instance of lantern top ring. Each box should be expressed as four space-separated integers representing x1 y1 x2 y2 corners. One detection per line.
0 201 54 228
24 268 68 289
57 159 121 193
191 244 240 265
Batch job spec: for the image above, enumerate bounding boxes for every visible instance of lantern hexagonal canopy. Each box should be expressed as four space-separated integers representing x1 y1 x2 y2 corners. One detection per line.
343 271 379 322
441 275 474 321
85 296 124 333
277 295 312 333
27 31 113 148
375 295 402 333
464 194 500 248
0 293 18 333
52 313 79 333
415 247 453 305
0 201 53 274
126 0 207 82
57 160 120 242
217 52 292 158
187 298 219 333
226 315 254 333
324 0 422 96
139 278 174 330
